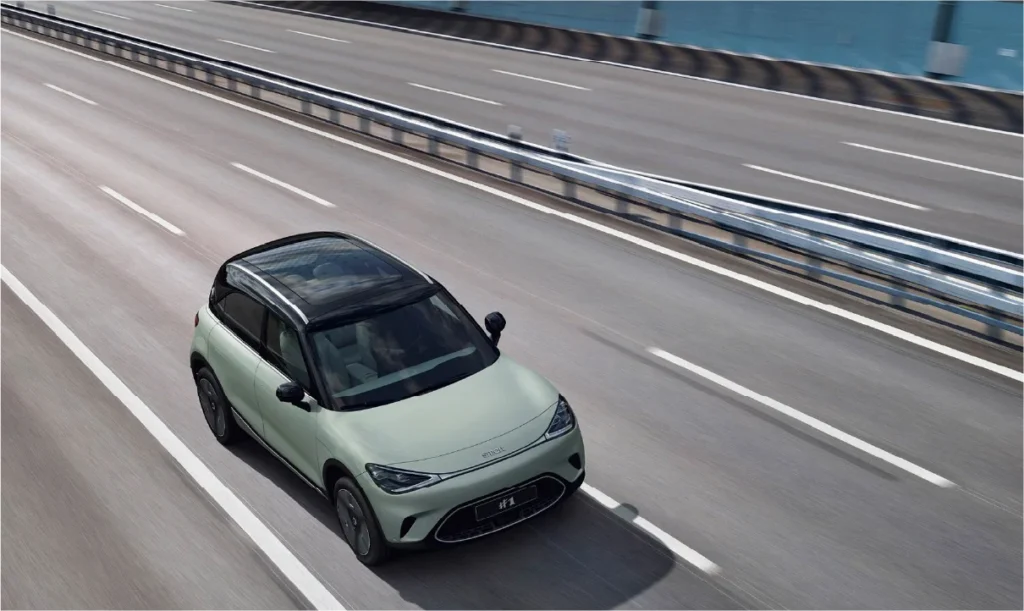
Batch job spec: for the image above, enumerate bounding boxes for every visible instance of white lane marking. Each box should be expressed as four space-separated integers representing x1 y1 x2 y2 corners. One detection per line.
581 484 720 574
154 4 195 12
99 186 186 236
648 348 957 488
745 164 929 211
492 69 590 91
408 82 503 106
218 39 275 53
231 163 336 208
44 83 97 106
844 142 1024 181
287 30 349 44
9 30 1019 384
0 267 345 611
92 10 132 21
223 0 1022 139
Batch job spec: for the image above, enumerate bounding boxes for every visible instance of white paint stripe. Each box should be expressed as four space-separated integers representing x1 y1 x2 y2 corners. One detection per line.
579 483 720 574
408 82 503 106
745 164 929 211
492 69 590 91
648 348 957 487
231 163 335 208
99 186 186 236
222 0 1023 138
9 30 1017 383
92 10 132 21
844 142 1023 181
218 39 275 53
44 83 97 106
154 4 195 12
287 30 349 43
0 267 345 611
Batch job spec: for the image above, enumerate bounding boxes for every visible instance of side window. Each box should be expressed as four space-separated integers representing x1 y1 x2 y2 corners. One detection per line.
265 312 313 392
218 292 265 349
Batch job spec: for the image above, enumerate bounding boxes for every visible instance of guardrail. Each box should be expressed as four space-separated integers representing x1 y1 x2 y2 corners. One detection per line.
227 0 1024 133
3 3 1021 345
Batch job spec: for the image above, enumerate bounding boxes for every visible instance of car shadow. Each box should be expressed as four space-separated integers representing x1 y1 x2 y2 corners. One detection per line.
229 440 737 609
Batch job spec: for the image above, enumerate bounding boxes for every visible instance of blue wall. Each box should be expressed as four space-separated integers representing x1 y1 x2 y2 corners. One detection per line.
379 1 1023 91
950 1 1024 90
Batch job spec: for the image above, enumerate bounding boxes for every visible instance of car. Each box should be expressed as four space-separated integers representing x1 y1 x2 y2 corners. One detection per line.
189 231 586 565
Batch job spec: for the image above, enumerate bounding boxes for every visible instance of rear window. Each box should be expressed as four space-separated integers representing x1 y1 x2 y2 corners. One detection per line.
245 237 405 305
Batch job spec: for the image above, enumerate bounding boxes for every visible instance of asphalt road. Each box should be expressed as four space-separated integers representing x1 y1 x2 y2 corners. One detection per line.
2 24 1023 610
20 0 1024 252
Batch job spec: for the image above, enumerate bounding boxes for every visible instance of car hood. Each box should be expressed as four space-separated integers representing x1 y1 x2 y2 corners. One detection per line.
321 355 560 474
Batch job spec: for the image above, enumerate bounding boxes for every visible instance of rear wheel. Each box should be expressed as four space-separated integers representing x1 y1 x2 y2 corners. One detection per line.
333 477 390 566
195 367 241 445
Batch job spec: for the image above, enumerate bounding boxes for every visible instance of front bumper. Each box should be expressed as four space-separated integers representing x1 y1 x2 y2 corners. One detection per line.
357 427 585 546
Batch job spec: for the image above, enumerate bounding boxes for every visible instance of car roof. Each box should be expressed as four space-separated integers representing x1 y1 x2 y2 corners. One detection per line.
222 232 435 329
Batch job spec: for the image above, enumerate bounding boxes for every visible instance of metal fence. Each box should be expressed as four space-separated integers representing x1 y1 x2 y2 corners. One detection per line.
3 2 1021 345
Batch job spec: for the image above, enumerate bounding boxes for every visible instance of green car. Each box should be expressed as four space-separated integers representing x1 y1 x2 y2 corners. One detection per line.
189 232 586 565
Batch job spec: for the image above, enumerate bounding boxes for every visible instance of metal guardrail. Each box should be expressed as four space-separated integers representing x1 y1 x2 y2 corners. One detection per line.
3 3 1021 344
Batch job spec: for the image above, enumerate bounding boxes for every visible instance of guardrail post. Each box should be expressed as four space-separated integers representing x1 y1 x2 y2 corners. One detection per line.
47 3 55 16
668 215 682 232
508 125 523 183
359 116 371 133
427 135 439 156
986 314 1005 341
391 124 403 145
889 282 906 308
329 106 340 124
563 176 577 200
300 96 311 114
467 148 479 168
15 2 24 8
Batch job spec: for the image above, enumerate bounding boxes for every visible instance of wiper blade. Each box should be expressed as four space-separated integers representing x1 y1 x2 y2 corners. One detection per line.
408 371 474 398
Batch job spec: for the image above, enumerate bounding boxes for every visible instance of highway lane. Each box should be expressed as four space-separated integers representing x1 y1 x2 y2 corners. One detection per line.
27 0 1024 252
0 290 303 609
3 27 1022 610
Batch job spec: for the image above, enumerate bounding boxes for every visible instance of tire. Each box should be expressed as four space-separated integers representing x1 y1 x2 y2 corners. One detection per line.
333 477 390 566
194 367 242 446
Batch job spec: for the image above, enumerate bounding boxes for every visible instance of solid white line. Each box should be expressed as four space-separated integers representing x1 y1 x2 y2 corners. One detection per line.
9 30 1017 383
0 267 345 611
99 186 186 236
92 10 132 21
44 83 97 106
844 142 1024 181
745 164 929 211
223 0 1023 139
580 483 720 574
218 39 275 53
647 348 957 488
230 163 335 208
408 82 503 106
492 69 590 91
154 4 195 12
287 30 349 43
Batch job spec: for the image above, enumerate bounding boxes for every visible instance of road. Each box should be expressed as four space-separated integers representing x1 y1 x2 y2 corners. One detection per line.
2 21 1023 611
19 0 1024 252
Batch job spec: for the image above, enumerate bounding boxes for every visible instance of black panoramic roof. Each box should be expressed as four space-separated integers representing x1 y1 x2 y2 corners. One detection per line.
223 232 434 328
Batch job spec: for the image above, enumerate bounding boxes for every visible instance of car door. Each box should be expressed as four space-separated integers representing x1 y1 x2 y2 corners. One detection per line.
255 310 322 483
207 291 267 437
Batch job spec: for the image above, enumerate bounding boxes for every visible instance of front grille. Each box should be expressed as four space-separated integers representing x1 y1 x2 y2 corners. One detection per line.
434 474 566 544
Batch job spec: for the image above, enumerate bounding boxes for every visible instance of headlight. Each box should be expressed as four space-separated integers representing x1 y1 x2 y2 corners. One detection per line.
545 396 576 440
365 464 441 494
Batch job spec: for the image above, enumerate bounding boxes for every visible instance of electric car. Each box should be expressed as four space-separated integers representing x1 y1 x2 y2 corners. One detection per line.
189 231 586 565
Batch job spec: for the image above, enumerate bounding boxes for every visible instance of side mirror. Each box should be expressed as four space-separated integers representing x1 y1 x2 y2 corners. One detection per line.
484 311 506 345
276 382 308 410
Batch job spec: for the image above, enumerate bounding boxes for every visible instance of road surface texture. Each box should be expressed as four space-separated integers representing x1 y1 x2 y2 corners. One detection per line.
2 23 1022 610
20 0 1024 252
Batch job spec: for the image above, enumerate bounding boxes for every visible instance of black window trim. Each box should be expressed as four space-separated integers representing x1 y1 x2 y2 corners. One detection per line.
214 290 266 352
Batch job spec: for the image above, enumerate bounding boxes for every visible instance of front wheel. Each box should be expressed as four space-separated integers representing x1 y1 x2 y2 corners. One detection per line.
333 478 390 566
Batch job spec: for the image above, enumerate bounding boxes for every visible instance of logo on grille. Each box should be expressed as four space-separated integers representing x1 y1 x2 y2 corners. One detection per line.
481 446 505 459
498 496 516 510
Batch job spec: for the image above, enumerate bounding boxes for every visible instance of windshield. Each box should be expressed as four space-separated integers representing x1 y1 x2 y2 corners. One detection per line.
311 290 498 409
